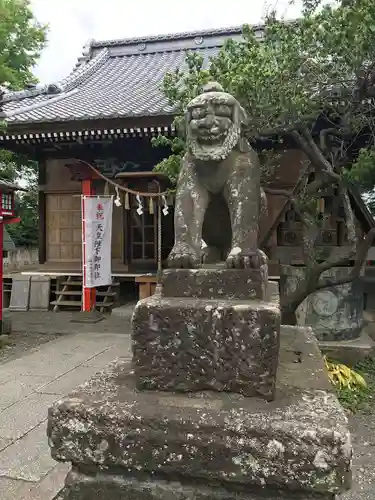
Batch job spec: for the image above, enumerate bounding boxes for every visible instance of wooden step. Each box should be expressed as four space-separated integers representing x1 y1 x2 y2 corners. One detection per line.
50 300 82 306
50 300 114 308
55 291 117 297
60 281 120 287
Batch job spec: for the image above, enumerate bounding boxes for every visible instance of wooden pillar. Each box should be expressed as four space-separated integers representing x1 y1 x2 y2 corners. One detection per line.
38 159 47 264
82 179 96 312
0 216 4 331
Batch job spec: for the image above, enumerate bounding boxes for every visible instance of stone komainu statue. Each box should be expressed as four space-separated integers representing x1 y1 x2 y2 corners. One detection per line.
167 82 267 269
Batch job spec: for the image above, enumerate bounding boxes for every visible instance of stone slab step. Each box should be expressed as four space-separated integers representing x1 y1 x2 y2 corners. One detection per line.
319 329 375 365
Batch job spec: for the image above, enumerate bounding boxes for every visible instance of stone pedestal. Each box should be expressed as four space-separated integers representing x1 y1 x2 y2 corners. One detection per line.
48 268 351 500
132 269 279 399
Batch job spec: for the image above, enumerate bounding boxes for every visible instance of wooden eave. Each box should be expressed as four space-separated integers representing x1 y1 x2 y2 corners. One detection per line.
0 114 175 148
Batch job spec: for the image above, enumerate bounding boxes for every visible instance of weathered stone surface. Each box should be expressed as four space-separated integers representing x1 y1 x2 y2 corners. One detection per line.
48 326 351 497
280 266 364 341
29 276 51 311
267 280 279 304
55 469 335 500
278 325 332 393
9 275 30 311
162 267 268 300
132 294 280 399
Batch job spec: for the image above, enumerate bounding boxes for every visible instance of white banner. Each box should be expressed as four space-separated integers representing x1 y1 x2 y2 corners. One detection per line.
82 196 113 288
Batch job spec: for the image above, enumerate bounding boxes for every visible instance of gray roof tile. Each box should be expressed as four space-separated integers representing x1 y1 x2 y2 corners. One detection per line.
1 26 247 126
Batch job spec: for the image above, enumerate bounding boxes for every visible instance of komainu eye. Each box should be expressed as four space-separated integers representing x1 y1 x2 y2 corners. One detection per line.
191 107 205 119
215 105 231 117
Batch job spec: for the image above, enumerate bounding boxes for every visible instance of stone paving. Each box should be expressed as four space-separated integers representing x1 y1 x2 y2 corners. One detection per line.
0 329 131 499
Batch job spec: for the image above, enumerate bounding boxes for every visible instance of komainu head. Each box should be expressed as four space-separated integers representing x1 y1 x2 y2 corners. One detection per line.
186 82 247 162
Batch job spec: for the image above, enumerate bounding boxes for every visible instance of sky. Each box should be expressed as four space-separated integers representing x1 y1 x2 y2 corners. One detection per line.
30 0 302 84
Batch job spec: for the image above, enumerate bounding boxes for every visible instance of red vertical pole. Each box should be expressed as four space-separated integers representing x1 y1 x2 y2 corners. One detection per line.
0 217 3 332
82 180 96 312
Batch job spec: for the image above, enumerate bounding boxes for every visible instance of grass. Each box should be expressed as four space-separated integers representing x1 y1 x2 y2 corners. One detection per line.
326 357 375 414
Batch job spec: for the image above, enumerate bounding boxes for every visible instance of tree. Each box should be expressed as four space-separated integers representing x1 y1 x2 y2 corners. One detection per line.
0 151 38 247
0 0 47 91
0 0 46 246
154 0 375 324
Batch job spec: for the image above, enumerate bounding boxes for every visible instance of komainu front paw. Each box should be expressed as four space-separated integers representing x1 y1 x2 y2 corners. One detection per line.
167 243 201 269
226 248 268 269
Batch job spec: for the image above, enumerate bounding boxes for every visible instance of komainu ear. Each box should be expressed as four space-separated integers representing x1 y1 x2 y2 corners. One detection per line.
233 103 247 128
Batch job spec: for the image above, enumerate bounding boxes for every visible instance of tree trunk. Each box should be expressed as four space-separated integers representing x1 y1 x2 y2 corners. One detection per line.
280 280 313 326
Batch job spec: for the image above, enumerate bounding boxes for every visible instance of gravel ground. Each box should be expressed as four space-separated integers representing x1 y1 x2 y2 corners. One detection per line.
0 331 69 364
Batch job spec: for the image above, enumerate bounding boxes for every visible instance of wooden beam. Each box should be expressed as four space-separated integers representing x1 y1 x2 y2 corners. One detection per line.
65 162 100 181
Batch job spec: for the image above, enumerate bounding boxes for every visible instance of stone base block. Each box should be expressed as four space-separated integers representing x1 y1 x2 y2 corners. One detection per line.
162 267 268 300
132 295 280 399
48 326 351 498
319 328 375 366
54 469 336 500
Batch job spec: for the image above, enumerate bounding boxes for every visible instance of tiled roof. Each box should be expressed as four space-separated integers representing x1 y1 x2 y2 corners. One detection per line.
0 178 25 191
1 25 254 126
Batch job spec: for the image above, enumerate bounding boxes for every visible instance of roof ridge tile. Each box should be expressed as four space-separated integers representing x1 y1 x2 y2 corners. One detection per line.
91 25 248 48
2 48 109 104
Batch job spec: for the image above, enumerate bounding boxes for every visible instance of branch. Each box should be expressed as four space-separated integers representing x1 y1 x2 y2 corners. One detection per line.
319 127 347 153
315 228 375 291
352 62 375 103
293 126 341 182
340 184 357 246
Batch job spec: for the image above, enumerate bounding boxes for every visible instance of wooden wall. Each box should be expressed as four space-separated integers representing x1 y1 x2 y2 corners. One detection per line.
43 159 124 264
260 149 308 245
